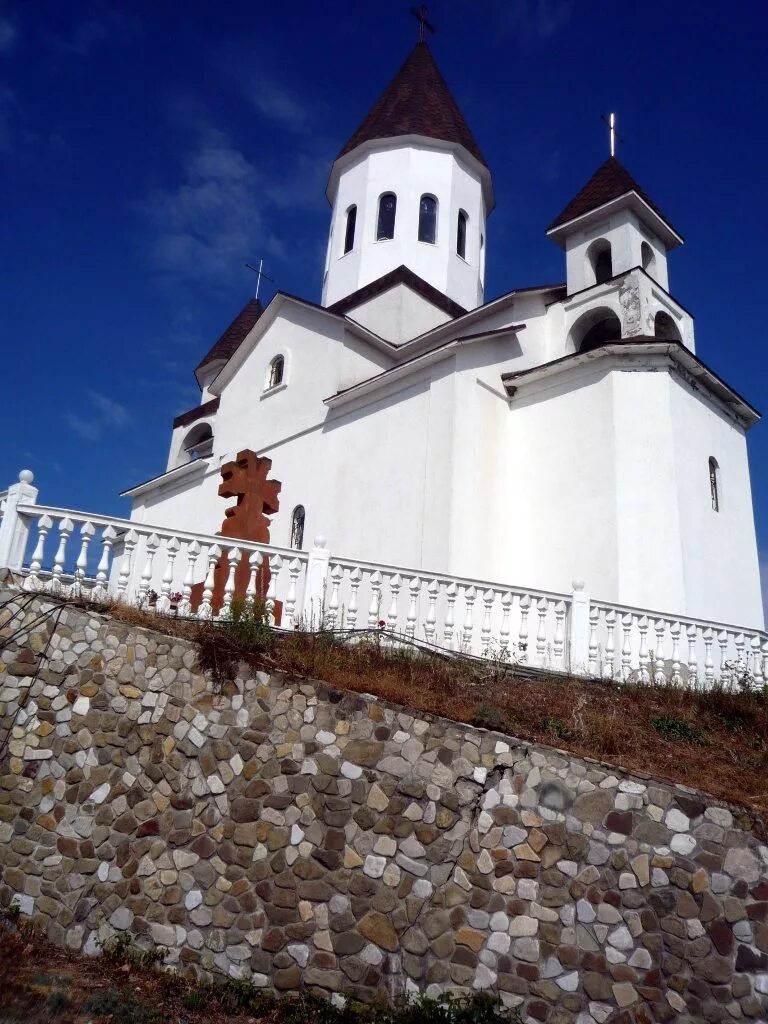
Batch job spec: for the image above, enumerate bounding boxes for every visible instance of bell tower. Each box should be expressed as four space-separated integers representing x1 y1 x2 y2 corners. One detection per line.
321 40 494 312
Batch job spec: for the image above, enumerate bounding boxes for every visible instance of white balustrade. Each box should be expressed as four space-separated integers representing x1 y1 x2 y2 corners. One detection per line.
6 496 767 690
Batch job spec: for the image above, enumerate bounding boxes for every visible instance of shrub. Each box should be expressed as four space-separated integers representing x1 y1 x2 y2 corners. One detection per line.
650 713 706 744
472 704 507 731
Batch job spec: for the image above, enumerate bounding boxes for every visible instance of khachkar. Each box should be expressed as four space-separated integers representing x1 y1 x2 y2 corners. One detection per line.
190 450 281 617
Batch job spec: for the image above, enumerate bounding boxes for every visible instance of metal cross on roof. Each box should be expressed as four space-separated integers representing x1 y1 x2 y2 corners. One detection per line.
245 258 274 301
601 112 624 158
411 4 435 42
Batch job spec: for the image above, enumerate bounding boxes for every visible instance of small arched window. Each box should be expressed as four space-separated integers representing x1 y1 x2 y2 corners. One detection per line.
457 209 468 259
418 195 437 244
709 458 720 512
377 193 397 240
343 205 357 254
588 239 613 284
267 355 284 391
290 505 305 549
179 423 213 466
641 241 656 274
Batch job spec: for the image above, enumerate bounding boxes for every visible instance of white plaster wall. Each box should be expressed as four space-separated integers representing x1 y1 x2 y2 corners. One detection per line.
322 144 486 311
345 284 452 344
564 211 669 295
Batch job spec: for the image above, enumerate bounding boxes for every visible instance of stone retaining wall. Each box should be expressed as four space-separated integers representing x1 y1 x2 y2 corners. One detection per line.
1 591 768 1023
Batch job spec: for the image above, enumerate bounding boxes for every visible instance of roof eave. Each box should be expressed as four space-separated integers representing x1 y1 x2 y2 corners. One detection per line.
546 192 684 250
326 135 495 212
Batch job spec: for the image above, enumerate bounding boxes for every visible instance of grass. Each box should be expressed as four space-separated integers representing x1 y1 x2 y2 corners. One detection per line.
28 595 768 823
0 920 520 1024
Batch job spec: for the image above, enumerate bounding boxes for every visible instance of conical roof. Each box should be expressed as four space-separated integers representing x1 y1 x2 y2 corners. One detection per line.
195 298 264 380
547 156 679 236
337 42 487 168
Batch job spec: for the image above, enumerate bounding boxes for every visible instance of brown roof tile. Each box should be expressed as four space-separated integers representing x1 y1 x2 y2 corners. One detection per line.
195 298 264 376
328 265 466 320
338 42 487 168
547 156 679 236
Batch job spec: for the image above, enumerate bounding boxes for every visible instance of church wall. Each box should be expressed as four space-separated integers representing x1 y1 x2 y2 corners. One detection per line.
668 375 764 628
342 285 452 344
564 211 669 296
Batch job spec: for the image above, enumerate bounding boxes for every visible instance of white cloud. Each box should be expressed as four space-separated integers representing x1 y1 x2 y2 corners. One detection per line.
0 15 18 53
248 79 307 132
66 392 131 442
56 8 138 57
141 129 287 290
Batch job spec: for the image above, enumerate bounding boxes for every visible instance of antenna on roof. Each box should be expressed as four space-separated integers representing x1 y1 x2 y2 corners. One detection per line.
601 113 624 158
410 4 435 42
245 259 274 301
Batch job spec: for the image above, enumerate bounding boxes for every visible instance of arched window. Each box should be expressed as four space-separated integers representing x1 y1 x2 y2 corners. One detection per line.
343 205 357 254
290 505 305 549
569 307 621 353
179 423 213 466
456 209 468 259
418 195 437 244
654 311 682 342
587 239 613 285
377 193 397 240
641 241 656 274
267 355 284 391
709 458 720 512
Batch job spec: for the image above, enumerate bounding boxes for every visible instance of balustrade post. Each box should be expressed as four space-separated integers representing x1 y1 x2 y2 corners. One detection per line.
0 470 39 572
568 580 591 677
301 535 330 627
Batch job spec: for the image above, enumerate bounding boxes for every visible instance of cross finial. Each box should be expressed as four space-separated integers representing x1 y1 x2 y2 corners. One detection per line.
245 258 274 301
601 112 624 157
410 4 435 42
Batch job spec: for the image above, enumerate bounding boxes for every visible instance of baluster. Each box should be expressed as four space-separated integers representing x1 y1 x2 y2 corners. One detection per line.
734 632 746 680
604 610 616 678
405 577 419 638
266 555 282 625
587 606 599 676
136 534 160 608
197 544 220 621
518 595 530 661
156 537 180 614
220 546 241 620
653 619 666 684
24 514 53 592
327 564 344 630
176 540 200 617
91 525 117 602
481 589 494 656
423 580 438 645
686 624 699 687
367 571 383 628
386 573 402 634
762 640 768 688
347 568 361 628
115 530 138 603
638 616 650 683
703 628 715 687
751 636 763 688
499 592 512 660
670 621 682 685
443 583 457 649
70 521 95 599
244 550 262 614
284 558 302 629
553 600 566 668
461 586 476 651
49 517 74 595
717 631 729 687
620 613 633 681
535 597 548 664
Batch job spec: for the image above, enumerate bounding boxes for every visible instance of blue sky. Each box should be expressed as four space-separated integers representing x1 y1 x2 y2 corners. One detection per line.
1 0 767 602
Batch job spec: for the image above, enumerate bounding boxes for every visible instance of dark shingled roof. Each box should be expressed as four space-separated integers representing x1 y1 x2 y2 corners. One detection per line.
195 299 264 376
337 42 487 168
547 156 679 235
328 265 467 320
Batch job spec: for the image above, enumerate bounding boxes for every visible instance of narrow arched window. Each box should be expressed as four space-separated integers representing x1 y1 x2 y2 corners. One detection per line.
588 239 613 284
343 205 357 254
267 355 284 390
418 195 437 244
641 241 655 274
290 505 305 549
709 458 720 512
457 209 468 259
377 193 397 240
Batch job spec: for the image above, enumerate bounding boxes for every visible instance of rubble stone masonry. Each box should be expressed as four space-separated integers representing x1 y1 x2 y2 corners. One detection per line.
1 590 768 1022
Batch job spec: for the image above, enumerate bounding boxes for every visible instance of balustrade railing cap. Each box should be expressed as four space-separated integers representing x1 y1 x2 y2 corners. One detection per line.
19 470 34 484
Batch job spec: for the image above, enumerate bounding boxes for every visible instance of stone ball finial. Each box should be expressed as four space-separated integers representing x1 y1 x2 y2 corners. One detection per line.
572 579 585 592
314 535 327 549
19 469 34 485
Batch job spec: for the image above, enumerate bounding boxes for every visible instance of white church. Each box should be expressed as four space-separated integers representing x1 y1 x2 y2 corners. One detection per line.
123 40 764 630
